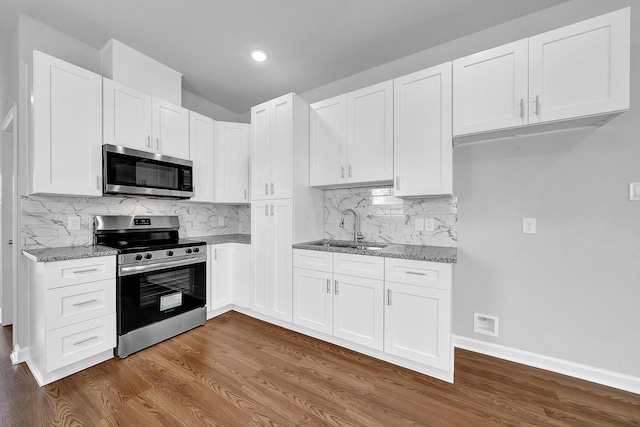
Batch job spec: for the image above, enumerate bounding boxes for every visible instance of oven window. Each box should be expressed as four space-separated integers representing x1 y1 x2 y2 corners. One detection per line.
118 262 206 335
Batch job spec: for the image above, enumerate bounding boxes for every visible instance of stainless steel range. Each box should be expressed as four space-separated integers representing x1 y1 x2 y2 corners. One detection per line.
94 215 207 358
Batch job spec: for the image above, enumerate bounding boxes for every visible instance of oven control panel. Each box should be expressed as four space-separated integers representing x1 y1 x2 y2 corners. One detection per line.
119 244 207 266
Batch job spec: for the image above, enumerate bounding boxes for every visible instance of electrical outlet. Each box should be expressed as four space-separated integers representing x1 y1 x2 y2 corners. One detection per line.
414 218 424 231
629 182 640 200
523 218 536 234
218 217 225 227
424 218 435 232
68 216 81 230
474 313 499 337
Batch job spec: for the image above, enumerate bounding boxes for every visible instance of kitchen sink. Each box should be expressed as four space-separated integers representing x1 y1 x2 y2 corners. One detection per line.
309 241 388 251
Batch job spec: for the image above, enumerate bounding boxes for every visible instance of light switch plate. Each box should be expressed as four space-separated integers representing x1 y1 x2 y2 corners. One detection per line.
218 217 225 226
523 218 536 234
629 182 640 200
414 218 424 231
68 216 81 230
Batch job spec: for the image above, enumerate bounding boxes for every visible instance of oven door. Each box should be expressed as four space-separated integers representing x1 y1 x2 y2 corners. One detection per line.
117 254 206 335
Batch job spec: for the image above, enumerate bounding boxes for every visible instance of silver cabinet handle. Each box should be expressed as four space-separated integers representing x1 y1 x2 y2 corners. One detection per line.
146 135 151 149
348 165 352 178
341 166 345 179
520 98 525 118
326 278 330 294
244 189 247 200
155 137 160 150
334 280 338 295
387 289 392 306
214 249 217 260
270 205 274 216
264 205 268 216
406 271 426 276
96 175 101 190
396 176 400 191
535 95 540 116
73 335 98 346
264 183 269 195
72 298 98 307
270 182 274 194
73 268 99 274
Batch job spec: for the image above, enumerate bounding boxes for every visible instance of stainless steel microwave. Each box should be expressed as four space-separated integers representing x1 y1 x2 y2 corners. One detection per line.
103 144 194 199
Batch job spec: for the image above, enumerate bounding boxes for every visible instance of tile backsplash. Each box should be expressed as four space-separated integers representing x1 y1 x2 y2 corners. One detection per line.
21 195 250 249
325 186 457 247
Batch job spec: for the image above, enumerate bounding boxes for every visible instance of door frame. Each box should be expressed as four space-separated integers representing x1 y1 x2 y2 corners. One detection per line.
2 103 20 363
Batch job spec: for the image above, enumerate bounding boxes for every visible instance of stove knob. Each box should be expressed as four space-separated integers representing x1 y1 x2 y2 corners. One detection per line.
166 250 174 256
145 253 153 259
193 247 200 253
185 248 193 254
135 254 143 261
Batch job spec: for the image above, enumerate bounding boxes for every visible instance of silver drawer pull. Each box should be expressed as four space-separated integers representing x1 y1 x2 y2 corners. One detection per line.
73 335 98 346
334 280 339 295
387 289 392 306
406 271 426 276
73 268 99 274
72 299 98 307
326 279 330 294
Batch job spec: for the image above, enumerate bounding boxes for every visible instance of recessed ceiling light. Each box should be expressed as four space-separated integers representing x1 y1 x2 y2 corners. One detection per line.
250 49 268 63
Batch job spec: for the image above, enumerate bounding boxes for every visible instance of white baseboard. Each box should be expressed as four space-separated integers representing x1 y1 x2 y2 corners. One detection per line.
10 344 27 365
453 335 640 395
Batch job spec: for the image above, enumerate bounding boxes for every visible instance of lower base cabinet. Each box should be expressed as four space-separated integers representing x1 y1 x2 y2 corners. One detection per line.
208 243 248 315
292 249 452 377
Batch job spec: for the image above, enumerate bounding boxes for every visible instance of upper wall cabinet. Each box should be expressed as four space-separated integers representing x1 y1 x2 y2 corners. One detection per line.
215 121 250 204
103 78 190 159
310 81 393 187
393 62 452 197
29 51 103 196
453 7 630 144
189 111 215 203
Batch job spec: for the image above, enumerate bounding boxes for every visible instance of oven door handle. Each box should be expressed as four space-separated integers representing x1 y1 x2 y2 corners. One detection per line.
119 254 207 276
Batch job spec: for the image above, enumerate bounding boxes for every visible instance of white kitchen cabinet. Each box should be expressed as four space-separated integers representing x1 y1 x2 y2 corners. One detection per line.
231 244 248 308
207 242 249 316
103 78 190 159
453 8 630 142
29 50 103 196
215 121 250 203
251 93 298 200
26 255 117 386
310 81 393 187
393 63 453 197
250 199 293 321
189 111 215 202
384 258 452 372
293 250 384 351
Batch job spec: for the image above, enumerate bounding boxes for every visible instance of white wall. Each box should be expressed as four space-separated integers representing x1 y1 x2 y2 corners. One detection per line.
301 0 640 379
182 89 247 123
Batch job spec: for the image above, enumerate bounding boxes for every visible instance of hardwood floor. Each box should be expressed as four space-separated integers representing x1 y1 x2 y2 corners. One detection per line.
1 311 639 426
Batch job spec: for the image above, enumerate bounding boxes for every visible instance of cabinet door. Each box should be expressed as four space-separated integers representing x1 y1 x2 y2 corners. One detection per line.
232 244 248 308
250 201 271 315
270 94 294 199
215 122 250 203
528 8 630 124
394 63 452 197
270 199 293 322
152 98 190 159
453 39 529 136
189 111 215 203
385 281 451 371
347 80 393 184
210 244 233 310
31 51 103 196
103 78 153 152
309 95 347 186
293 268 333 334
251 101 271 200
333 273 383 351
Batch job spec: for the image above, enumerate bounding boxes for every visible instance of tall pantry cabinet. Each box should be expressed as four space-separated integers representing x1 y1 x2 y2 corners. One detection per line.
249 93 323 323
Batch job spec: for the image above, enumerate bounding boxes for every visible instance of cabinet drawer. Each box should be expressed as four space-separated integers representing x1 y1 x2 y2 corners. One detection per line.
385 258 452 290
46 313 116 372
45 256 116 290
293 249 333 272
334 253 384 280
45 279 116 330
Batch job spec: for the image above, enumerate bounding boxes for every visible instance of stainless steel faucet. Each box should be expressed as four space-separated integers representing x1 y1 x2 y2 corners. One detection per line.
339 208 364 243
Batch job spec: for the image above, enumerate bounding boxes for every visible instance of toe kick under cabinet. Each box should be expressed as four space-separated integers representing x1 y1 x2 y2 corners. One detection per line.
293 249 453 382
26 255 117 386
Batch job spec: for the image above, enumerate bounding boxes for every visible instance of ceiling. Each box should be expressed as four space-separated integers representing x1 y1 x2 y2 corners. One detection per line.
1 0 569 115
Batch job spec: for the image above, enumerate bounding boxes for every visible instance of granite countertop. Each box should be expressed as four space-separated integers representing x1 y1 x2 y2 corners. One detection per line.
293 239 457 263
23 245 118 263
199 234 251 245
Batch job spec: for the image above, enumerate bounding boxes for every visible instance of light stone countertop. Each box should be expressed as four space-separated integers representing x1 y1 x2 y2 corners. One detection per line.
198 234 251 245
293 239 457 263
23 245 118 263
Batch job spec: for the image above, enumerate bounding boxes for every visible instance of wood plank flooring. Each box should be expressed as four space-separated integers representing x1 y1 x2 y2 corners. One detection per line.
1 311 639 426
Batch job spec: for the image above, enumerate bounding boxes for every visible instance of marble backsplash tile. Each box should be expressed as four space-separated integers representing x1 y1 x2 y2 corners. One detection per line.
325 187 457 247
21 195 251 249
